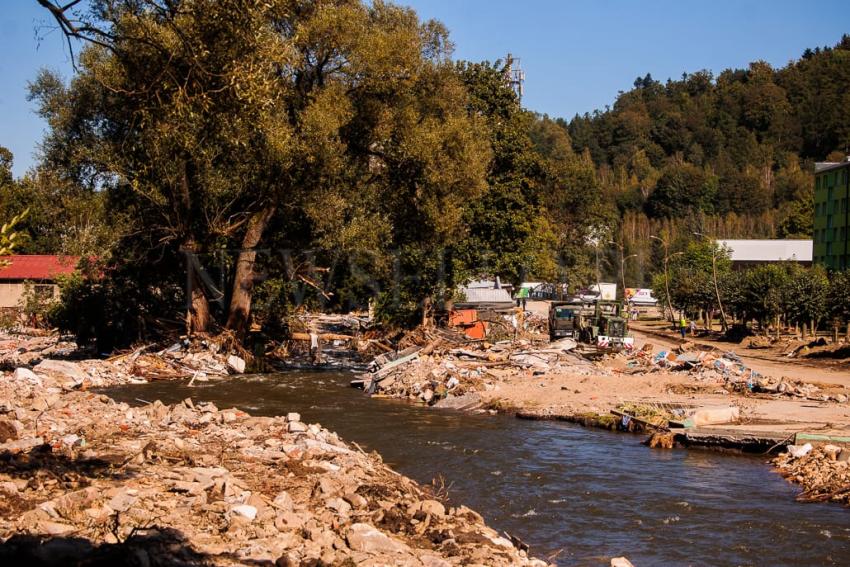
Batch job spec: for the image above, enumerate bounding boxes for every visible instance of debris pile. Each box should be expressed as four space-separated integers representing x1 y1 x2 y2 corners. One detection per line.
0 332 248 389
360 337 599 406
0 366 548 566
627 343 850 403
0 333 77 368
773 444 850 505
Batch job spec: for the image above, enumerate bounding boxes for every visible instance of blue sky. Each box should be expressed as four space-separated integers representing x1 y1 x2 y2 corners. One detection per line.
1 1 848 177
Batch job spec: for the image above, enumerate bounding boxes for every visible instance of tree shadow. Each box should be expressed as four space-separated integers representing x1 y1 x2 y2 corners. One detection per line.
0 444 135 483
0 527 214 567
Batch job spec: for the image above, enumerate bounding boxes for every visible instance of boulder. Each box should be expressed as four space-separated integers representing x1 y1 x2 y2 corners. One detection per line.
347 523 409 554
611 558 635 567
12 367 41 384
33 360 88 386
0 419 24 442
231 504 258 521
419 499 446 518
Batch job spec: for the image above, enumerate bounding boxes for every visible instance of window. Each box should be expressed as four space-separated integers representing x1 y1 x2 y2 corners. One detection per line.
816 177 821 190
33 285 53 301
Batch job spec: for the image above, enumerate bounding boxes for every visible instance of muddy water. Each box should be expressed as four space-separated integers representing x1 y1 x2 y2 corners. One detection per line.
104 372 850 566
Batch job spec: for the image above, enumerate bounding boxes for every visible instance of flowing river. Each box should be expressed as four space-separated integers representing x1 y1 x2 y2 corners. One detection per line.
104 371 850 566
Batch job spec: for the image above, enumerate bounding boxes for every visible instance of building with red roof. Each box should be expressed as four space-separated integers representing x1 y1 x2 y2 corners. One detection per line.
0 255 80 308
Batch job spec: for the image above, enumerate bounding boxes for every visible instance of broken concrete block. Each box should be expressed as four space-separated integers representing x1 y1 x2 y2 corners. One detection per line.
227 355 246 374
230 504 258 521
33 359 88 386
12 367 41 384
347 523 409 554
690 405 740 426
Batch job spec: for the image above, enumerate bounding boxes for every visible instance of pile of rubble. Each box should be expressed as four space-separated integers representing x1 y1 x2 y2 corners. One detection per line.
0 366 548 566
626 342 850 403
0 332 248 389
773 444 850 505
360 337 601 407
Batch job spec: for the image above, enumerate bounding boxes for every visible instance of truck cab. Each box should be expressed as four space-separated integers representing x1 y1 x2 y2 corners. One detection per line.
548 301 588 340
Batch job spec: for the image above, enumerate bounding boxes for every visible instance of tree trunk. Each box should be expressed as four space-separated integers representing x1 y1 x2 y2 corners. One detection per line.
421 295 434 328
184 243 211 335
226 205 275 340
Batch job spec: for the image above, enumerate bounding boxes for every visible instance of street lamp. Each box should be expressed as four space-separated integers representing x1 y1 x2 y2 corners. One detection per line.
694 232 728 332
608 240 637 300
650 235 682 322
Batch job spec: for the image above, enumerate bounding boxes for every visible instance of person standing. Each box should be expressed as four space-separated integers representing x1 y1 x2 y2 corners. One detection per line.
679 314 687 339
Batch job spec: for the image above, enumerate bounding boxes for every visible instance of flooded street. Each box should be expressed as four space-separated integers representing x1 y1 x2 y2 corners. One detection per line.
105 371 850 566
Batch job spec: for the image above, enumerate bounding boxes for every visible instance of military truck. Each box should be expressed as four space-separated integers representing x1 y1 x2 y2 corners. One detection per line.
549 299 634 352
548 300 590 341
585 300 634 352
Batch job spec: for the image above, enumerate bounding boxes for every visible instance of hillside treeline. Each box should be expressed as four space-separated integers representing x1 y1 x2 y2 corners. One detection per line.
559 35 850 285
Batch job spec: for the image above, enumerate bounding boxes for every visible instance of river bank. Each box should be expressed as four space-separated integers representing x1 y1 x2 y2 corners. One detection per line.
360 324 850 505
0 357 550 565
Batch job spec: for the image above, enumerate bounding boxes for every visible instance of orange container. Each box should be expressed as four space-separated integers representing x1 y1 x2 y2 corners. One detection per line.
449 309 478 327
464 321 488 339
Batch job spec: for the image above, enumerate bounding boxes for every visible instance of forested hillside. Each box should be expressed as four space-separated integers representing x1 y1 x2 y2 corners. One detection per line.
558 35 850 285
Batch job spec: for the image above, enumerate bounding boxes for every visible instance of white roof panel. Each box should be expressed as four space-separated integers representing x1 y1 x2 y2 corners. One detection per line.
717 240 812 262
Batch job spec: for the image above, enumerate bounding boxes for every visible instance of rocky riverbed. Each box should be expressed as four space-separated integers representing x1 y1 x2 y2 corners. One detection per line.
0 363 549 565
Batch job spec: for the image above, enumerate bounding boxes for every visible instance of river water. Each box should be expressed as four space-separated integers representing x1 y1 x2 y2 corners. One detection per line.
104 371 850 566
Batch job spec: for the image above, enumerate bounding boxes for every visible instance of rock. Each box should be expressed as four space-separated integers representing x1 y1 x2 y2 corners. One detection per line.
272 491 295 512
286 412 301 423
12 367 41 384
611 558 635 567
107 490 138 513
347 523 409 554
287 421 307 433
231 504 258 521
420 389 434 403
40 521 77 535
836 393 848 403
787 443 813 458
227 355 246 374
0 436 43 453
326 497 352 516
823 444 842 461
33 359 88 385
0 419 24 442
343 492 367 509
419 499 446 518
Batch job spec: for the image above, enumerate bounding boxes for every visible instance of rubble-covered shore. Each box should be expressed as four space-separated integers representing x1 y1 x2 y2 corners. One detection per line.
773 444 850 505
0 352 549 565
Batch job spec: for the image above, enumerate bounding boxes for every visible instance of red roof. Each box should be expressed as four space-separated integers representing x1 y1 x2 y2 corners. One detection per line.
0 255 81 281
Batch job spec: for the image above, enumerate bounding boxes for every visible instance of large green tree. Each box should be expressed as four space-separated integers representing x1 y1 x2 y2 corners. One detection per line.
36 0 489 339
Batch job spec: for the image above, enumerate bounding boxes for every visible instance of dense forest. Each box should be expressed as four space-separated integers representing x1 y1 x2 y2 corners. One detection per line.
562 35 850 285
1 1 849 346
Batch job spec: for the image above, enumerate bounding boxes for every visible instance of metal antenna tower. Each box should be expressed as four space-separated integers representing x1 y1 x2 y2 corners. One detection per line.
504 53 525 102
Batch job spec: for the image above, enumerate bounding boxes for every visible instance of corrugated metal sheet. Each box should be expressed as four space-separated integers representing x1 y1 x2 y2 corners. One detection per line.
717 240 812 262
0 255 80 281
460 287 513 304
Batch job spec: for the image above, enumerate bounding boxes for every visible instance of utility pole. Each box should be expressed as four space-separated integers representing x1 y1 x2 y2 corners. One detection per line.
609 240 636 300
650 235 681 323
694 232 728 332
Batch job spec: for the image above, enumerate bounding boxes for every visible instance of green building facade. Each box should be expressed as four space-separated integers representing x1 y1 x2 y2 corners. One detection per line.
813 161 850 270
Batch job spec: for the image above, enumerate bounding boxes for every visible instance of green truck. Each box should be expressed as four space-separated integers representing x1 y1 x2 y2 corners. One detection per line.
549 299 634 352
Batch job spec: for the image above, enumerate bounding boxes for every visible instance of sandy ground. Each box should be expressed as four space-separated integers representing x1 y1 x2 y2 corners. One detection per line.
483 301 850 439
